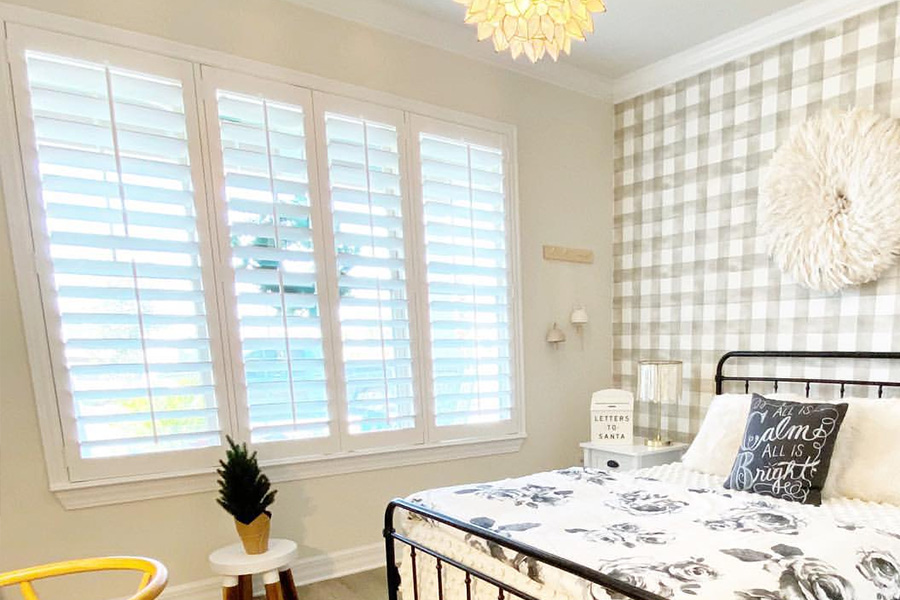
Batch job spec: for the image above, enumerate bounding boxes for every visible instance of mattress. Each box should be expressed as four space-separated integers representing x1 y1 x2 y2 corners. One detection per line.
397 463 900 600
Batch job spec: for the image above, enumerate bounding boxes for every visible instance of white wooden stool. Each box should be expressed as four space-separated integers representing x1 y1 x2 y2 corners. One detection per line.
209 538 299 600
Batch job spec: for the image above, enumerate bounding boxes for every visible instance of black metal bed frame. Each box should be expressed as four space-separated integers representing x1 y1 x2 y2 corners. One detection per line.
715 350 900 397
384 351 900 600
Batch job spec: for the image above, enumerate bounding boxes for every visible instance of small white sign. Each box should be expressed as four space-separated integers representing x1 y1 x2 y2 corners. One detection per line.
591 389 634 445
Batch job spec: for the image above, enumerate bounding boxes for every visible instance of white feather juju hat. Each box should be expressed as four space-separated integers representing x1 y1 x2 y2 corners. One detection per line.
759 108 900 293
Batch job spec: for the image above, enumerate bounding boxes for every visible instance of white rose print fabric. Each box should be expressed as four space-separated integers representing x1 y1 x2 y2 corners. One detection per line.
398 464 900 600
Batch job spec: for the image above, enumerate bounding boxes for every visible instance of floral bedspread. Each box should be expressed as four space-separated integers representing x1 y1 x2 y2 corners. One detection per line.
399 464 900 600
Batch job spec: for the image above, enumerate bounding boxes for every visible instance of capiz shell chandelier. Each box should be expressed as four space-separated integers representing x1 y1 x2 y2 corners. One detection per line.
456 0 606 62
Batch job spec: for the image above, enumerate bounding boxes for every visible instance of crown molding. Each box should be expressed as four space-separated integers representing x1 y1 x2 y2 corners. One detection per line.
612 0 894 103
288 0 892 105
286 0 614 101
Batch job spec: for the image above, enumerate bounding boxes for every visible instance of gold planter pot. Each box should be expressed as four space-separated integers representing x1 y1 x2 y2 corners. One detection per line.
235 513 271 555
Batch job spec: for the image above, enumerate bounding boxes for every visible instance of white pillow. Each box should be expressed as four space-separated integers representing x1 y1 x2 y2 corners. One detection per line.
681 393 801 477
822 398 900 505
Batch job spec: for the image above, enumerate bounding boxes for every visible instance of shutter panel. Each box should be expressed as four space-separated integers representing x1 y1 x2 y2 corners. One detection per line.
413 120 517 436
203 69 337 453
315 95 422 445
10 36 228 475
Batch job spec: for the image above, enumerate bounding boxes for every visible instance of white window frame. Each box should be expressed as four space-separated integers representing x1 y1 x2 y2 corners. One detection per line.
0 4 525 509
200 66 344 462
311 91 428 452
407 115 522 444
4 24 237 482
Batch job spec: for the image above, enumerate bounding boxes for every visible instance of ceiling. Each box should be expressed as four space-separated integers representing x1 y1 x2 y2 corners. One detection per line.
287 0 859 99
355 0 809 79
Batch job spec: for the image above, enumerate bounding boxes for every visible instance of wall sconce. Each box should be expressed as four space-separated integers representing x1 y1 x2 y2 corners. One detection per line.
570 306 588 349
546 322 566 347
570 306 589 333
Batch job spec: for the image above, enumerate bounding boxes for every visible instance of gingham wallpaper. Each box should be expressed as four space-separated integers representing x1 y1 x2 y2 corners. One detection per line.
613 2 900 442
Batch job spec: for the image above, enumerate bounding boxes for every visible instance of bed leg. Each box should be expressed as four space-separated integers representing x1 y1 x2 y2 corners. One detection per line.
384 501 401 600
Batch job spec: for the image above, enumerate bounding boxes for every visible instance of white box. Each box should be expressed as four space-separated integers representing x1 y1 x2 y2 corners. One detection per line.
590 389 634 445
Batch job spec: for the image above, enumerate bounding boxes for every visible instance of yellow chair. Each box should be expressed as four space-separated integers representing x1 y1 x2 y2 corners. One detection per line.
0 557 167 600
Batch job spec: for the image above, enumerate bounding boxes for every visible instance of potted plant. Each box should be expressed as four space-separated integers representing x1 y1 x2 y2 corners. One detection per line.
217 436 277 554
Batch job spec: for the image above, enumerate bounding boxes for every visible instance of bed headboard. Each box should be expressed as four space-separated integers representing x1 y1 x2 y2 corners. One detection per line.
715 351 900 398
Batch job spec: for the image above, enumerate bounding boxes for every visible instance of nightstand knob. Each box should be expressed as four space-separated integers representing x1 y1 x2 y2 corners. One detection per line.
606 459 620 469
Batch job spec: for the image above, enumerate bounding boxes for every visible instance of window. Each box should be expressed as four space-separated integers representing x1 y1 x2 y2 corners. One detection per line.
314 95 423 450
7 27 232 480
411 118 517 441
3 23 522 493
202 69 338 459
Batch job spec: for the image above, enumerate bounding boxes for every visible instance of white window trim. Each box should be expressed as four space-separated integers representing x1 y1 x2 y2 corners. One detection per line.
199 66 346 461
51 435 526 510
5 23 240 482
407 115 523 443
0 2 526 509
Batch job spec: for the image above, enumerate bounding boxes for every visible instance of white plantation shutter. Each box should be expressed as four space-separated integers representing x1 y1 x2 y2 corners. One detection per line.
7 28 230 478
202 69 337 454
6 28 523 486
411 117 518 438
314 94 422 447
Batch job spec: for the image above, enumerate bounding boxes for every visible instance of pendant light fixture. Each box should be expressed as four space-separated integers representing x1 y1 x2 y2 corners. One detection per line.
456 0 607 62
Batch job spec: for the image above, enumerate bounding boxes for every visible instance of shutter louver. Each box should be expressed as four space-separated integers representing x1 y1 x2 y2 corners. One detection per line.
23 51 221 459
418 132 513 428
213 89 332 444
322 112 416 435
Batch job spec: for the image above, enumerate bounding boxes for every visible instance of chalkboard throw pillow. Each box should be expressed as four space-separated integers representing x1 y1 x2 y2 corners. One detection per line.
724 394 848 505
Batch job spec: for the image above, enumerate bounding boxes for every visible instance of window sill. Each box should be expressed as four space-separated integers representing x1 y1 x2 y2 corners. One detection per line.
51 435 527 510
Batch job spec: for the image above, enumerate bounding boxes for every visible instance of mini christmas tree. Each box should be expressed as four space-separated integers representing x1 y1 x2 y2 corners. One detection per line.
217 436 276 524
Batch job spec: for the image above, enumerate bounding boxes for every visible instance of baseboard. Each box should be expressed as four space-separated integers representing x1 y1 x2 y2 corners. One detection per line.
161 542 385 600
160 578 223 600
289 542 385 588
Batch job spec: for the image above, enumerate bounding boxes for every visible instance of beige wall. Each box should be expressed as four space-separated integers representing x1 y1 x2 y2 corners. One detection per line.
0 0 613 594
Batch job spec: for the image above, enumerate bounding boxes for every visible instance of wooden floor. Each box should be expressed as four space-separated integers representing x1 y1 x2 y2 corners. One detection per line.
294 569 386 600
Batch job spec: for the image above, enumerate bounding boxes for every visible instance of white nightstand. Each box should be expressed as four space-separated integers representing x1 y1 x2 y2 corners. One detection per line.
580 439 688 472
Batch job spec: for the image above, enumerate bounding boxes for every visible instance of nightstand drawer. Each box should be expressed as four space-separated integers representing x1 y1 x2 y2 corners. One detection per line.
581 440 687 473
584 450 638 471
